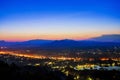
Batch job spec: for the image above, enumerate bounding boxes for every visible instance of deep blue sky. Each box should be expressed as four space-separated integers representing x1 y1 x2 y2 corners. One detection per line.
0 0 120 41
0 0 120 19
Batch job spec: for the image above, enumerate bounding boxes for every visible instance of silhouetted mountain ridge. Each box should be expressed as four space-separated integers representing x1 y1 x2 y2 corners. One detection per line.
0 34 120 48
90 34 120 42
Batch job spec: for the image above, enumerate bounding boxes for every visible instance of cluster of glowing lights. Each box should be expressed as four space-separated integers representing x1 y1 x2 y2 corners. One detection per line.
0 51 120 61
0 51 82 60
49 57 82 61
76 64 95 70
0 51 46 59
100 58 109 61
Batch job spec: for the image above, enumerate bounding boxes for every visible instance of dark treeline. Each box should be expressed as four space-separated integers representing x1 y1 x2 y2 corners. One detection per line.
0 60 120 80
0 60 73 80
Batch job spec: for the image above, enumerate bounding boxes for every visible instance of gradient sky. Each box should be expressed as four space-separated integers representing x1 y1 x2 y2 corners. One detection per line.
0 0 120 41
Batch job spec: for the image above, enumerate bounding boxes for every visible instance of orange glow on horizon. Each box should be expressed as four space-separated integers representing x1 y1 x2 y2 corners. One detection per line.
0 33 102 42
0 31 120 42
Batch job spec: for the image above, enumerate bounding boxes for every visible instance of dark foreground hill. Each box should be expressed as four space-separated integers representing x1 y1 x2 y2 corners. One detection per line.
0 60 72 80
0 60 120 80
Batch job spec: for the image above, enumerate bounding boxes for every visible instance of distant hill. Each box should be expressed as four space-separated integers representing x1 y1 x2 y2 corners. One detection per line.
42 40 120 49
90 34 120 42
0 34 120 49
0 39 53 48
24 39 53 44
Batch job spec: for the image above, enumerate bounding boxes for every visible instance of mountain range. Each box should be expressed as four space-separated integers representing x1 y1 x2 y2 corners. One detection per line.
0 34 120 49
90 34 120 42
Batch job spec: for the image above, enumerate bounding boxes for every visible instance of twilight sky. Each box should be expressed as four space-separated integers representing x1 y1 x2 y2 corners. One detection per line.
0 0 120 41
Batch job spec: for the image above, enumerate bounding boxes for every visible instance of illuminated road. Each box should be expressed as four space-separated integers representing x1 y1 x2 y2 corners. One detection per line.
0 51 120 61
